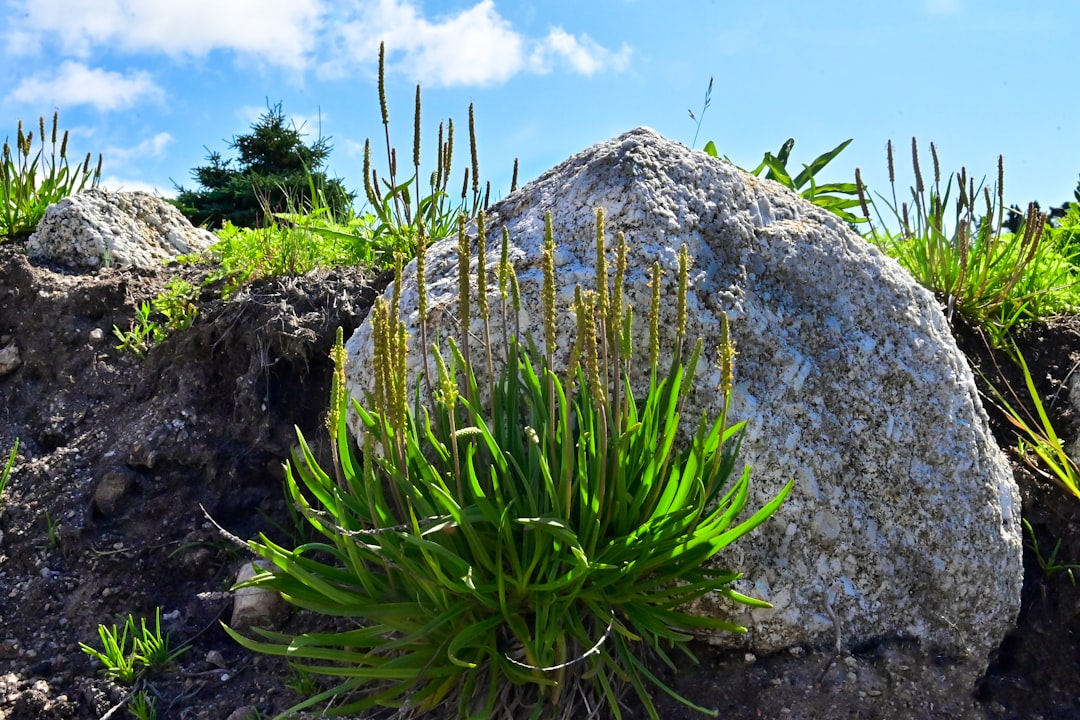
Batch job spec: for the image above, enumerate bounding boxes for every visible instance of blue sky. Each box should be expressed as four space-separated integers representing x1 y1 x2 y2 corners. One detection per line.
3 0 1078 217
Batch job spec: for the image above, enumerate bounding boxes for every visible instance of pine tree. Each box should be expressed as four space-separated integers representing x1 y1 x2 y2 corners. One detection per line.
173 101 353 228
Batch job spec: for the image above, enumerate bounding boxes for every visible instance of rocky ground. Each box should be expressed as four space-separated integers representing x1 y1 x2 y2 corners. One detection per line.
1 238 1079 719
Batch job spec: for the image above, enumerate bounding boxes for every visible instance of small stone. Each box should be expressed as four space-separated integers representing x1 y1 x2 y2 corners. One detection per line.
205 649 227 668
230 561 287 630
0 343 20 377
89 328 105 342
92 468 135 516
743 652 757 664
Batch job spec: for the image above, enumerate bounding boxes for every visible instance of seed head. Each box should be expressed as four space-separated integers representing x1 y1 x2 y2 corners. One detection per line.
378 43 389 126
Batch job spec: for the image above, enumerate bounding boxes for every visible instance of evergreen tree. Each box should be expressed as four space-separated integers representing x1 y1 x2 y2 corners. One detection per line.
173 101 353 228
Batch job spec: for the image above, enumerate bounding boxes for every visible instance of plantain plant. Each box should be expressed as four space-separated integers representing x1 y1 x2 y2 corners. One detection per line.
226 209 791 719
0 112 102 240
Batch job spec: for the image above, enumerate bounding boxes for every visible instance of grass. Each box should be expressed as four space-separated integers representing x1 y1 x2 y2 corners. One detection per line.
79 607 189 683
0 438 16 507
857 139 1080 344
1024 518 1080 585
980 342 1080 502
0 112 102 241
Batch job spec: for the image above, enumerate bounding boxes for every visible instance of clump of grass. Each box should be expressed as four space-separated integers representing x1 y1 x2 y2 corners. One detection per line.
857 139 1080 343
79 607 189 683
0 112 102 241
226 208 791 719
113 277 199 358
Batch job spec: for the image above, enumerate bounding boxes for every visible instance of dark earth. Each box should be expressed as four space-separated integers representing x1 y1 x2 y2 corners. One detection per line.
1 237 1079 719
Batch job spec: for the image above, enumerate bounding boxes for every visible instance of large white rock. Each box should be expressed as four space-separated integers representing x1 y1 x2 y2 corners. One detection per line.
344 127 1021 677
27 188 215 269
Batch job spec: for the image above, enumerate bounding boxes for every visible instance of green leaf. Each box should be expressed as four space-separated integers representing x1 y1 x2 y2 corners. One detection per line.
791 138 853 190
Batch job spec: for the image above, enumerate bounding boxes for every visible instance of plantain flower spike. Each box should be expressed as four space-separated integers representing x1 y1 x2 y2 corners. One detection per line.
676 244 691 350
542 212 556 367
718 311 736 397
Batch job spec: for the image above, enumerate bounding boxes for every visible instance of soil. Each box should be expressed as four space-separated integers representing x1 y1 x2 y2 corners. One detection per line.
1 238 1079 720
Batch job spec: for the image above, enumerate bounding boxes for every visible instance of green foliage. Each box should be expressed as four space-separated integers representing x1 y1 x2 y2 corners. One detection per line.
173 101 352 229
113 277 199 358
0 112 102 240
1046 198 1080 260
1023 519 1080 585
201 216 362 296
0 438 16 506
127 690 157 720
701 138 862 222
80 608 189 684
226 211 791 719
982 343 1080 502
43 511 59 549
81 617 141 683
859 139 1080 343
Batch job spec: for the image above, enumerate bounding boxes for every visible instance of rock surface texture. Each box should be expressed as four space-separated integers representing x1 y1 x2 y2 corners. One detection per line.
27 188 215 269
344 127 1022 683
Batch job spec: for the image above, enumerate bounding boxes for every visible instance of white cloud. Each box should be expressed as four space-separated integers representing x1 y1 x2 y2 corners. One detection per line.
10 61 163 111
4 0 323 70
326 0 524 86
104 132 174 162
529 28 632 76
324 0 631 87
5 0 631 88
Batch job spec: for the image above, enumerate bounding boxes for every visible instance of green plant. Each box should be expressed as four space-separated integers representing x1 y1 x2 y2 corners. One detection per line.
80 608 189 684
81 616 142 683
1046 197 1080 261
43 511 60 549
113 277 199 357
134 607 190 672
127 689 157 720
352 42 493 262
226 210 791 719
858 139 1080 342
1023 519 1080 585
0 438 17 505
702 135 863 223
0 112 102 240
982 342 1080 501
285 666 321 699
